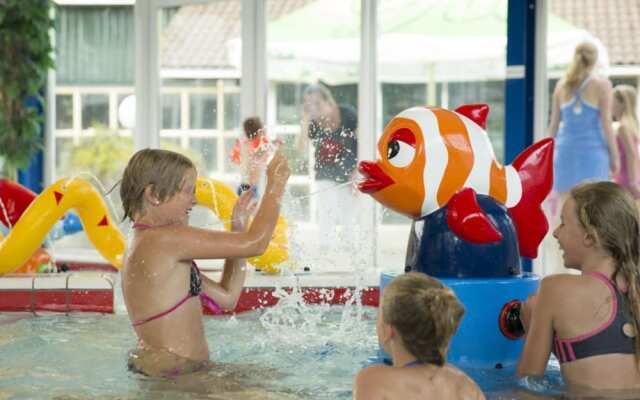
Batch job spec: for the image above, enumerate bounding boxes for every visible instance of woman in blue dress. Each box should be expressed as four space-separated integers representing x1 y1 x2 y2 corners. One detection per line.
548 41 619 195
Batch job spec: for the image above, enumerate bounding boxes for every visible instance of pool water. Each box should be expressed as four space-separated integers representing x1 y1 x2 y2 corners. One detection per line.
0 307 574 400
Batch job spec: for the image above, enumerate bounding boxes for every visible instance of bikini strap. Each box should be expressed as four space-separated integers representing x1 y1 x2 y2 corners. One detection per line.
403 359 427 367
132 293 192 326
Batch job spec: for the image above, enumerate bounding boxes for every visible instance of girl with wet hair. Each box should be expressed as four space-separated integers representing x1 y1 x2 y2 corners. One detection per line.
120 148 290 377
353 272 485 400
519 181 640 392
612 84 640 198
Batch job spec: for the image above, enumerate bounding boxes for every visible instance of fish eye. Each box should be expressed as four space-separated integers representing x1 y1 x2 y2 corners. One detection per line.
387 139 415 168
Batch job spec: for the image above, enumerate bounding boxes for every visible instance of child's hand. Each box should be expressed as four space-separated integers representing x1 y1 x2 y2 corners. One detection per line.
266 149 291 192
231 190 257 231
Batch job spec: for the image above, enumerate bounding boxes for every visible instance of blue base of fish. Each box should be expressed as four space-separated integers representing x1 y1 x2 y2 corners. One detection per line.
379 272 541 369
406 194 521 278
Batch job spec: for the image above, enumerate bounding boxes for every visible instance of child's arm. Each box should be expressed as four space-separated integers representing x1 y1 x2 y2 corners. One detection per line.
599 79 620 175
547 83 561 138
517 277 556 377
199 190 254 310
157 150 290 261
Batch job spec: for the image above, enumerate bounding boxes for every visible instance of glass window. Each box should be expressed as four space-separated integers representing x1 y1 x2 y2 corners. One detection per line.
161 94 181 129
81 94 109 129
189 94 217 130
381 83 427 126
189 137 218 174
56 95 73 129
268 0 361 271
224 93 240 130
286 184 310 222
54 137 74 178
223 136 237 174
276 83 304 125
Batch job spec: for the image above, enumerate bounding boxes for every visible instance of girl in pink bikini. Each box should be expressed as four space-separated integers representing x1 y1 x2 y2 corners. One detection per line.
518 181 640 392
120 148 290 377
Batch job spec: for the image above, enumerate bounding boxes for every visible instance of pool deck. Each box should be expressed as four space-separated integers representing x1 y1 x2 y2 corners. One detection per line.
0 259 381 314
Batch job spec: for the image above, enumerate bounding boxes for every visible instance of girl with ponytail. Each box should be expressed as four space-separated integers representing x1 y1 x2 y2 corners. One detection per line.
353 273 485 400
548 42 620 208
518 182 640 392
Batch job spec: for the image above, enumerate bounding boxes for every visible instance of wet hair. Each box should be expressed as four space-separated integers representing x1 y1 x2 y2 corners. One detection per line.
381 272 465 366
570 181 640 364
303 83 337 107
120 148 195 221
613 85 639 134
243 117 263 140
565 41 598 91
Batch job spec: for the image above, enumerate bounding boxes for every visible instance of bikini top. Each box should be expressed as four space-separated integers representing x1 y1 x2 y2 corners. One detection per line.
553 271 635 363
130 222 220 327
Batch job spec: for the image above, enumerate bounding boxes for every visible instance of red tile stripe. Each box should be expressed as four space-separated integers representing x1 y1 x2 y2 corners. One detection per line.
0 287 380 314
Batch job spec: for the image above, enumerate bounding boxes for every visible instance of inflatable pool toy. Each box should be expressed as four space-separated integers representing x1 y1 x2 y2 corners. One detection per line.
0 177 125 274
0 177 288 274
358 104 553 368
195 177 289 274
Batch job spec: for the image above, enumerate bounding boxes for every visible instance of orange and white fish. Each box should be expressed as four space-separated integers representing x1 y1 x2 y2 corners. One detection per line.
358 104 553 258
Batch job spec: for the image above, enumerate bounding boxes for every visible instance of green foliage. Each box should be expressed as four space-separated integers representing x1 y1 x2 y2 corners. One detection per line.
0 0 54 171
68 127 133 187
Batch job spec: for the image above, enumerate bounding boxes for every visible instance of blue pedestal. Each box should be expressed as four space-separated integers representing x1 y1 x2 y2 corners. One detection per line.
379 272 540 369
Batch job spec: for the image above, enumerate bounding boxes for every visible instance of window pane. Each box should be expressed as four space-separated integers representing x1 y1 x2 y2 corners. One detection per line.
224 93 240 130
189 137 217 175
56 95 73 129
189 94 217 129
223 136 236 174
287 184 310 222
162 94 181 129
81 94 109 129
268 0 361 271
276 83 304 125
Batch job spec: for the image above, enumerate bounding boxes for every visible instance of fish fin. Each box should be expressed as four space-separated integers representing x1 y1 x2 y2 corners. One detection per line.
454 104 490 129
446 187 502 243
508 138 554 258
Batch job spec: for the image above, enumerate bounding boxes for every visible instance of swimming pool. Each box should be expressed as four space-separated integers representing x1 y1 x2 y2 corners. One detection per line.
0 305 569 400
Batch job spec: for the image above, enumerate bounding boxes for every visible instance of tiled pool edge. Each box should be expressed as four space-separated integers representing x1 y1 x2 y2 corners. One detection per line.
0 263 381 314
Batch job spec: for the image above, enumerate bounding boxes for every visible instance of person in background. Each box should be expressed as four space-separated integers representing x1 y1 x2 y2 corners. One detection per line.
353 273 485 400
518 182 640 393
548 41 620 198
297 84 358 254
230 117 281 197
612 84 640 198
120 148 290 377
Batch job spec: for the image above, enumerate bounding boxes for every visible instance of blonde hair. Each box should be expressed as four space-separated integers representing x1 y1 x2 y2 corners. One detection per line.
382 273 464 366
120 149 195 221
565 42 598 91
614 85 639 135
570 181 640 365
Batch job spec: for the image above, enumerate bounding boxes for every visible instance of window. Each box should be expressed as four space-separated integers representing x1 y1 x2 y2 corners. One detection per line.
81 94 109 129
189 94 217 130
55 95 73 129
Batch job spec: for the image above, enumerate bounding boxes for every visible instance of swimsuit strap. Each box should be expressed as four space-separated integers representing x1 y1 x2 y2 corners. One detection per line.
132 293 192 327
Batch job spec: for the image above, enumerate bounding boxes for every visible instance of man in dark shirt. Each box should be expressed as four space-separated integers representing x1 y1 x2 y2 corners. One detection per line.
297 84 359 257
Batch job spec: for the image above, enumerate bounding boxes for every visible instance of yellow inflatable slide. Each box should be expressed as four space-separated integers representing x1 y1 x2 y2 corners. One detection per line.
0 177 288 275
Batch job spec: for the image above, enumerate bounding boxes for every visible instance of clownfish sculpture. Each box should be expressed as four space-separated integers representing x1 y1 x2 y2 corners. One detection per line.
358 104 553 277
